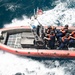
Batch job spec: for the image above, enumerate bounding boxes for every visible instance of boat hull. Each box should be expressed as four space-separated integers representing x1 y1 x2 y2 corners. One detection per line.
0 43 75 58
0 26 75 58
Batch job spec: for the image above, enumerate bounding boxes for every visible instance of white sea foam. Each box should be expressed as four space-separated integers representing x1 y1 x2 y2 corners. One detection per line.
4 1 75 28
1 0 75 75
0 51 65 75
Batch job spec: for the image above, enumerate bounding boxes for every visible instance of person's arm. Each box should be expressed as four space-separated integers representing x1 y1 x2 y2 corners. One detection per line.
70 36 75 39
62 37 65 42
44 34 51 40
60 29 66 33
70 31 75 35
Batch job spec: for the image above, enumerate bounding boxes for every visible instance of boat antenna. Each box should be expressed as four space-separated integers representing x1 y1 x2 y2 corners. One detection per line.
34 9 36 17
37 7 39 14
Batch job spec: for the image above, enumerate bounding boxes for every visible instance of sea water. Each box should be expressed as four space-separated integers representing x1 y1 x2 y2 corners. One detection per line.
0 0 75 75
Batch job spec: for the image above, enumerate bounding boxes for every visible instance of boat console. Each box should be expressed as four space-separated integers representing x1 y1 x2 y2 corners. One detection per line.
21 32 35 48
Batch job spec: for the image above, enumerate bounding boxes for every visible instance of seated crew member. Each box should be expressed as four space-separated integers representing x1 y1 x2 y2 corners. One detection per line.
51 26 56 30
44 31 55 49
56 25 69 42
59 33 70 50
44 26 52 45
51 26 58 35
69 31 75 47
45 26 52 34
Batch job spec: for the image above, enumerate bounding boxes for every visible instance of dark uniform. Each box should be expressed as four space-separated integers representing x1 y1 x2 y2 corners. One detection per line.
56 25 69 43
69 31 75 47
59 33 70 50
45 31 55 49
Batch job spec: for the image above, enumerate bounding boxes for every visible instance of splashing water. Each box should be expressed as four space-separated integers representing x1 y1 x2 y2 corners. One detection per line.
0 50 75 75
0 51 65 75
4 0 75 27
1 0 75 75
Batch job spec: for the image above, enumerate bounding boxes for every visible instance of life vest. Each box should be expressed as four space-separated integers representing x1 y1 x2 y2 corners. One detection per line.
62 36 70 42
47 33 55 40
60 27 68 34
71 31 75 38
45 27 52 37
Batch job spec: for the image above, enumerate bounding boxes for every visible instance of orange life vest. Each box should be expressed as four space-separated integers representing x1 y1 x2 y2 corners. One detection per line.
71 31 75 38
60 27 68 34
47 34 55 40
62 36 71 42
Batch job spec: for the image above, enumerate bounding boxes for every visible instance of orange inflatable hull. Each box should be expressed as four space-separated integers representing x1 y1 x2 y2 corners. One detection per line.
0 26 75 58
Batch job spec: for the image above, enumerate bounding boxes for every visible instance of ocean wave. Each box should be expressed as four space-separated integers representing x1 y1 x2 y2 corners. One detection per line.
4 1 75 27
1 1 75 75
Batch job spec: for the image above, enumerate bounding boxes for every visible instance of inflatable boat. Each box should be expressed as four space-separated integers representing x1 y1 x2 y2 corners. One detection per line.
0 26 75 58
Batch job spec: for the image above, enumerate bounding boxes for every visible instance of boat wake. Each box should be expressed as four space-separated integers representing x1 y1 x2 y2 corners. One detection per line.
0 51 75 75
1 0 75 75
4 0 75 28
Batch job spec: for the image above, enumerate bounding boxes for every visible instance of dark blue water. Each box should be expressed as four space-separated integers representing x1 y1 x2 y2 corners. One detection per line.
0 0 56 28
0 0 75 75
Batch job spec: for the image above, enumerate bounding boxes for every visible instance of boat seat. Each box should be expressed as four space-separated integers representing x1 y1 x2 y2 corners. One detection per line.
21 32 34 39
21 37 34 48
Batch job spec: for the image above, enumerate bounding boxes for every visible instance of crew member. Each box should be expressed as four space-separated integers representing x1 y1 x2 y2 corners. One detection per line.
56 25 69 43
45 26 52 34
59 33 70 50
69 31 75 47
44 31 55 49
44 26 52 45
